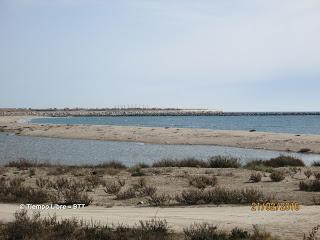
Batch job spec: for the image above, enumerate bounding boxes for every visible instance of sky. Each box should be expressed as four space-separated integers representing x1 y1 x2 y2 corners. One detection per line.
0 0 320 111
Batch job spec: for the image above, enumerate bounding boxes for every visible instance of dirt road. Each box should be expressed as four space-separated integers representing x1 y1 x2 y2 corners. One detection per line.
0 204 319 239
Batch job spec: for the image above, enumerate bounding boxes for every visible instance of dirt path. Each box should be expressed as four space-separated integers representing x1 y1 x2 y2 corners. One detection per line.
0 204 319 239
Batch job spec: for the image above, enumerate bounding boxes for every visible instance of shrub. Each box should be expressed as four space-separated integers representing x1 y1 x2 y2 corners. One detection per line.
188 175 218 189
208 156 241 168
313 172 320 180
104 182 122 195
141 186 157 197
184 223 228 240
129 166 145 177
312 161 320 167
264 156 305 167
63 189 92 206
85 174 105 189
5 159 51 169
0 177 55 203
0 210 171 240
152 158 209 168
304 225 320 240
299 180 320 192
269 171 285 182
244 160 273 173
36 177 51 188
175 189 204 205
94 160 126 169
116 188 136 200
147 193 171 206
176 187 264 205
249 173 262 182
304 170 313 179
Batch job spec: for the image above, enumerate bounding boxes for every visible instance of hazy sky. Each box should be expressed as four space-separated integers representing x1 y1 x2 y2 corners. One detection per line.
1 0 320 111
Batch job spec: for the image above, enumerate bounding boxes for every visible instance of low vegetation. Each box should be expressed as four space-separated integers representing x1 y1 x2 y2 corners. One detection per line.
312 161 320 167
269 171 286 182
249 173 262 183
175 187 264 205
0 210 171 240
299 180 320 192
208 156 241 168
0 210 290 240
184 223 281 240
188 175 218 189
152 158 209 168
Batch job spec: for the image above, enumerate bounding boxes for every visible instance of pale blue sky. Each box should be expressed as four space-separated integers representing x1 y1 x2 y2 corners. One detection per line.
1 0 320 111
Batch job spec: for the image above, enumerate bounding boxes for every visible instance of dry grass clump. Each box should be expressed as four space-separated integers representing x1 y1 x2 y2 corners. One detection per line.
269 171 285 182
116 188 136 200
303 225 320 240
299 180 320 192
208 156 241 168
0 210 171 240
175 187 264 205
313 172 320 180
93 160 127 169
249 172 262 183
244 161 274 173
188 175 218 189
184 223 280 240
153 158 209 168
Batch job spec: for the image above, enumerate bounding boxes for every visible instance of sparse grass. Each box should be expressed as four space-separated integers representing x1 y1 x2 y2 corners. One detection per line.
269 171 285 182
208 156 241 168
0 210 171 240
188 175 218 189
176 187 264 205
85 174 105 189
93 160 127 169
249 172 262 183
299 180 320 192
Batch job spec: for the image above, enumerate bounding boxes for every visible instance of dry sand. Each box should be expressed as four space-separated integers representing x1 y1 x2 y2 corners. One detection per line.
1 116 320 153
0 204 319 240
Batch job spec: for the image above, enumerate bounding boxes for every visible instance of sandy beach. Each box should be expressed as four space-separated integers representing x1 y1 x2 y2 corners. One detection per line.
1 116 320 154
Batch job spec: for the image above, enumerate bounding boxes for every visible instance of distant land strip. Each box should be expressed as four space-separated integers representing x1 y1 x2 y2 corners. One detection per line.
1 108 320 117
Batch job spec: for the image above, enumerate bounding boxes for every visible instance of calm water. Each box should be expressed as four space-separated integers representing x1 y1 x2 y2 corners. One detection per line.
1 133 319 166
31 115 320 135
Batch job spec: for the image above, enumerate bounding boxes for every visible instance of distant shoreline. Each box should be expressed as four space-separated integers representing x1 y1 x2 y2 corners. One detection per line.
1 108 320 117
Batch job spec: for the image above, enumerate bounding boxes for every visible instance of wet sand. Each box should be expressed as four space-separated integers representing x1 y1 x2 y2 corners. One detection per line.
1 116 320 154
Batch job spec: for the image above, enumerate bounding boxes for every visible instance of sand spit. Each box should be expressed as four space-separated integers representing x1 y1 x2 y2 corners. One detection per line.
1 116 320 154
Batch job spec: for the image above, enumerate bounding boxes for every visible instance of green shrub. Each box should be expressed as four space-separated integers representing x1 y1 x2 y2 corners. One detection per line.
208 156 241 168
